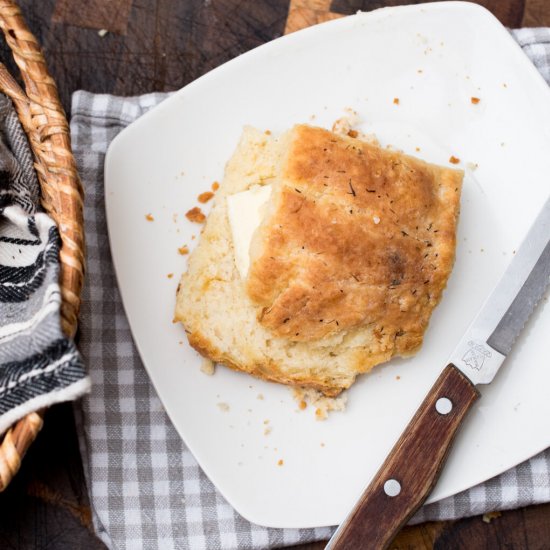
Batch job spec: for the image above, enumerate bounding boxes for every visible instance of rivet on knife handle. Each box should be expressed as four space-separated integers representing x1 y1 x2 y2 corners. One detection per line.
325 364 479 550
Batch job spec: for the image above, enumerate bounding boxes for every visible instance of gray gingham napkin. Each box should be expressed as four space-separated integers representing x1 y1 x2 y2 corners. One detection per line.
72 28 550 550
0 93 89 436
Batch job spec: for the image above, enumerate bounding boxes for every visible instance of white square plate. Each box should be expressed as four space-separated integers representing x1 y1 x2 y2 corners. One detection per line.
105 1 550 528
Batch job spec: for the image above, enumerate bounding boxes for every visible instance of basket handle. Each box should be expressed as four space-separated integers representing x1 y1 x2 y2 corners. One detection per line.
0 0 86 491
0 0 85 339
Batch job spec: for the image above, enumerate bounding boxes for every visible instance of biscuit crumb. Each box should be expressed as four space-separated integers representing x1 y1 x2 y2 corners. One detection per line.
211 181 220 191
198 191 214 204
185 207 206 223
393 98 400 105
257 393 264 400
217 402 229 412
332 109 358 135
331 110 380 146
471 97 480 104
466 162 478 171
145 213 154 221
449 155 460 164
167 273 174 279
277 459 284 466
292 387 347 420
264 130 272 135
178 245 189 255
415 147 421 152
482 511 501 523
396 375 401 380
264 426 272 436
201 358 215 375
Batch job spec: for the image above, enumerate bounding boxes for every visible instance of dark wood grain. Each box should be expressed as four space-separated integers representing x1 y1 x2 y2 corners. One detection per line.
52 0 134 35
0 403 105 549
0 0 290 113
329 365 479 549
288 0 550 34
329 0 526 26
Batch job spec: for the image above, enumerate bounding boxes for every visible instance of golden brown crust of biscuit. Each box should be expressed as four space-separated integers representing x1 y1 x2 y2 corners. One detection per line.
247 125 463 354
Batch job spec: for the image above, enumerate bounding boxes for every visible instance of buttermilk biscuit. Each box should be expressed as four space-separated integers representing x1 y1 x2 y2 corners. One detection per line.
175 125 462 396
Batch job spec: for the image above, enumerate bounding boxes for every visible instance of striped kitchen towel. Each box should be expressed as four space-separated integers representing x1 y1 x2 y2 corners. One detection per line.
0 93 90 435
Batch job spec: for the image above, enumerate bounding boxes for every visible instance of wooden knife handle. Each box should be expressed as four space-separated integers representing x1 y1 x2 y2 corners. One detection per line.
327 364 479 550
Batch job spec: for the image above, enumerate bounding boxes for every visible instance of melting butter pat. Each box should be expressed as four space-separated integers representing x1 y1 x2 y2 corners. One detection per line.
227 184 272 278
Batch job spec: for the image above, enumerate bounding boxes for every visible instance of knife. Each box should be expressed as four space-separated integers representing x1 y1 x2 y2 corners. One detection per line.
326 196 550 550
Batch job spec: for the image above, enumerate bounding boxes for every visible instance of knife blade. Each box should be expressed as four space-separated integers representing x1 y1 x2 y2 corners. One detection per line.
326 196 550 550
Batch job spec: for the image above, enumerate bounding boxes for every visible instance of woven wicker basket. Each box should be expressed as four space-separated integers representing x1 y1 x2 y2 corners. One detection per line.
0 0 84 490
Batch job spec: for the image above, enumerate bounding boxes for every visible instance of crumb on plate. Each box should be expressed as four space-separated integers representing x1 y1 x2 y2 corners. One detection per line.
185 206 206 223
145 213 154 221
449 155 460 164
198 191 214 203
178 245 189 255
471 97 480 104
201 358 215 375
292 387 347 420
332 109 358 135
217 402 230 412
211 181 220 191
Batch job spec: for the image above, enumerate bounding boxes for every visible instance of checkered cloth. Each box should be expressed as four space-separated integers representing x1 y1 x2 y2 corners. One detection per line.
72 28 550 550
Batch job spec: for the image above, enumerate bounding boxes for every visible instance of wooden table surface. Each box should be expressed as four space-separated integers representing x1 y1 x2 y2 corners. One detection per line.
0 1 549 549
